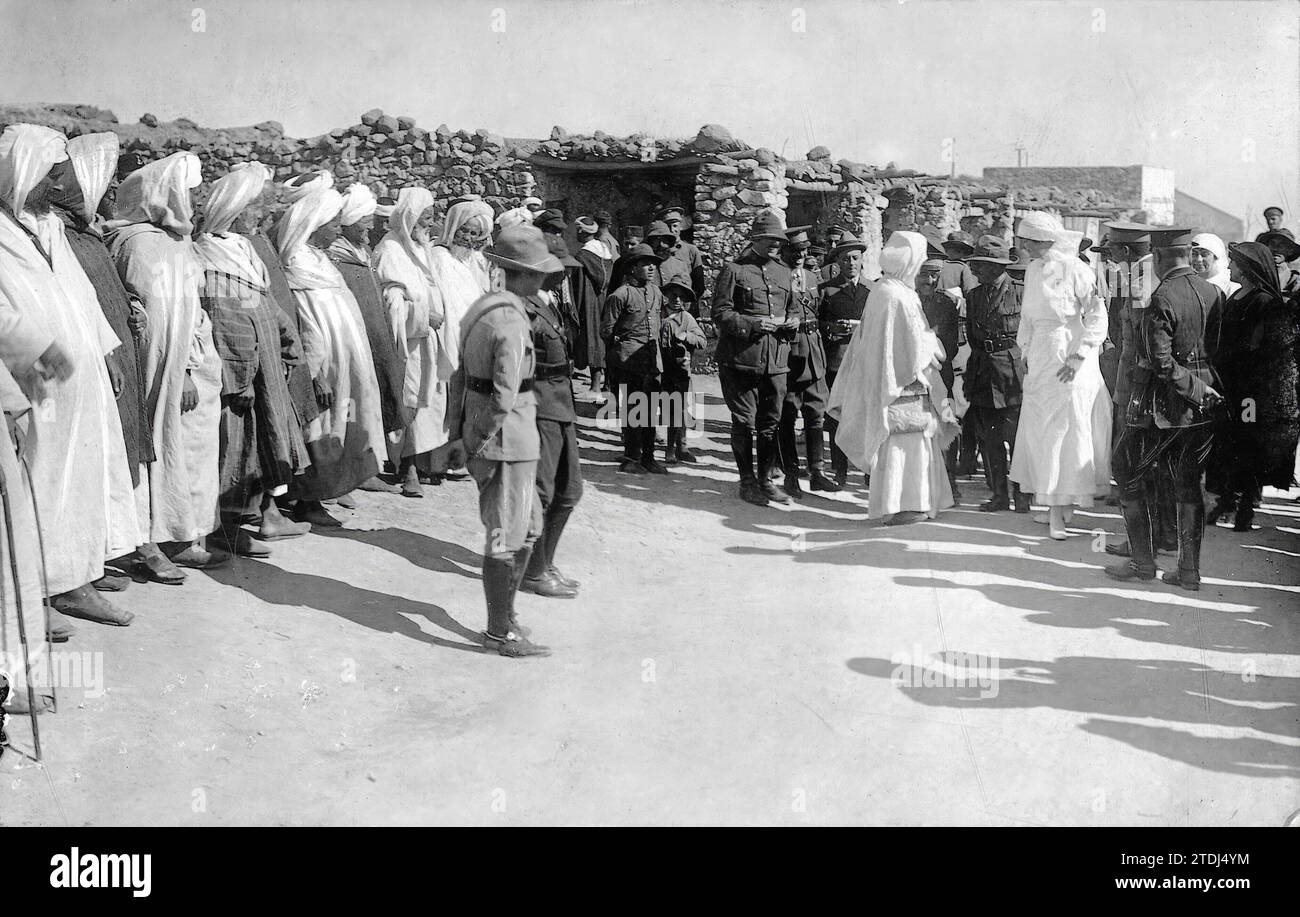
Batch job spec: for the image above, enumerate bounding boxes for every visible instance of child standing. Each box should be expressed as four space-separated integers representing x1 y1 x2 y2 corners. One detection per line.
659 279 707 464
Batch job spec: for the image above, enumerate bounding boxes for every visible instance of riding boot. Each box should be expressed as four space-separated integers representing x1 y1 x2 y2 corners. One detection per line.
482 554 516 637
757 434 791 504
542 505 573 573
1162 502 1204 591
1106 497 1157 580
732 424 756 486
806 424 839 491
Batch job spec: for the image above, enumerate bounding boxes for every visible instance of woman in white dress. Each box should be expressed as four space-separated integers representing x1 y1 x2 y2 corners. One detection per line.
1009 211 1112 539
828 231 958 524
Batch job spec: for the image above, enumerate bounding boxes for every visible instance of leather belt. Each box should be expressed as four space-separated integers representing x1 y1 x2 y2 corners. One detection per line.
977 335 1018 353
533 359 573 381
466 375 534 394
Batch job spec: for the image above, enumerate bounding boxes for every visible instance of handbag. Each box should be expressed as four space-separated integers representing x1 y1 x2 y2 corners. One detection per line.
887 393 931 434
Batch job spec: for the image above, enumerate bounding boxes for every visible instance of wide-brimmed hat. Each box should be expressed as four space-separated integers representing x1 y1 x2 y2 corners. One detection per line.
485 224 564 274
829 231 867 259
644 220 676 241
943 230 976 255
1256 229 1300 261
662 278 696 301
623 242 662 264
967 235 1014 265
750 211 788 241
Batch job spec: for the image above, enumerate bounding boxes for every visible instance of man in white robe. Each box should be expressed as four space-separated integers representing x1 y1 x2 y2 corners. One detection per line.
275 185 387 526
107 151 226 571
0 124 138 625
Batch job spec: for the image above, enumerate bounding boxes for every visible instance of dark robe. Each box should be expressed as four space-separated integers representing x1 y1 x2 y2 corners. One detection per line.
571 248 607 372
52 205 154 485
197 239 310 510
326 236 408 435
249 232 321 428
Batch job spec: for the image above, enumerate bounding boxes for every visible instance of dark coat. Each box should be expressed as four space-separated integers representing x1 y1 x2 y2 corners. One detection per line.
787 265 827 383
963 272 1024 409
817 275 869 374
250 232 321 427
327 238 408 435
1129 266 1222 429
53 207 154 484
920 289 961 398
1207 285 1299 487
570 249 606 372
601 282 663 376
527 293 577 423
711 251 793 375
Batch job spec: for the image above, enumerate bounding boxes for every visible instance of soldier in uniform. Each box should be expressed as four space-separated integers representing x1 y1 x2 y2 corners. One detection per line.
778 226 837 498
1105 228 1223 591
818 231 871 487
940 230 980 295
439 224 557 658
601 243 666 474
962 235 1030 512
1103 223 1177 556
917 256 962 497
656 206 707 303
712 212 797 506
519 241 584 600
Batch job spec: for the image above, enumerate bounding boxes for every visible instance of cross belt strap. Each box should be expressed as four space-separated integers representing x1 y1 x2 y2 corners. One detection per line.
466 375 534 394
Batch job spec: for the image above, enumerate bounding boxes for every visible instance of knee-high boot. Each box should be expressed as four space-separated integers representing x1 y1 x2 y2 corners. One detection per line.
483 554 516 636
732 424 756 485
1106 497 1157 580
756 434 790 504
1163 502 1204 590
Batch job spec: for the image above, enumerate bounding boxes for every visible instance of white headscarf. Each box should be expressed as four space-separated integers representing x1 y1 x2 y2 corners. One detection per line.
879 231 927 287
282 170 334 203
386 186 436 276
1016 210 1062 243
1191 232 1237 295
339 183 377 227
65 131 119 223
113 150 202 235
0 123 68 216
276 187 343 258
495 206 533 231
201 162 271 235
439 200 493 249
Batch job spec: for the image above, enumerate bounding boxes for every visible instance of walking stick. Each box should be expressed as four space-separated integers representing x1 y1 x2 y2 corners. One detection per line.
21 456 56 713
0 461 42 761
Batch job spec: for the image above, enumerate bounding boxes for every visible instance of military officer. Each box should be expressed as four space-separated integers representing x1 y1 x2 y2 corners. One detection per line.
656 206 708 302
440 224 558 658
917 256 963 497
818 231 871 487
712 212 797 506
519 238 584 600
1105 228 1224 591
963 235 1030 512
778 226 836 498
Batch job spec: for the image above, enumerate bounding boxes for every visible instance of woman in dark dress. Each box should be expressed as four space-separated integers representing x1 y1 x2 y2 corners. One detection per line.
1205 241 1299 530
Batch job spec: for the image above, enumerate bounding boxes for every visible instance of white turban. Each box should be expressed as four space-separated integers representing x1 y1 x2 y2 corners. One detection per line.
1016 210 1064 243
201 161 271 235
879 231 927 287
113 150 202 235
282 169 334 203
0 123 68 216
339 183 377 226
66 131 119 223
439 199 494 248
276 187 343 257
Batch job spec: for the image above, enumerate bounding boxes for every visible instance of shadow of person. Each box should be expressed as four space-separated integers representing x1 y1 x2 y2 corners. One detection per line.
314 526 484 581
1079 718 1300 779
846 652 1300 750
892 574 1290 656
206 559 489 655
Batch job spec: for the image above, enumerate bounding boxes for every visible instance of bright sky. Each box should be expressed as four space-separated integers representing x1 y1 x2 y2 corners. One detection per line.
2 0 1296 234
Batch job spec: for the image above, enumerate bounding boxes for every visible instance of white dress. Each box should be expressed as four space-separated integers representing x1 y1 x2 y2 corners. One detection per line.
1009 242 1112 507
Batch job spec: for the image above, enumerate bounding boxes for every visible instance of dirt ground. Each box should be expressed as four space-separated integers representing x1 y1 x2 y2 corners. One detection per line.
3 373 1298 826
